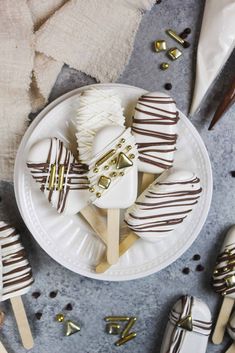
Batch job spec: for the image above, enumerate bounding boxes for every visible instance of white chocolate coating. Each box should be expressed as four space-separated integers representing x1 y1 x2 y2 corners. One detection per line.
212 225 235 299
27 138 90 215
160 295 211 353
125 168 202 242
132 91 179 174
76 88 125 164
0 222 34 301
228 310 235 340
88 126 138 209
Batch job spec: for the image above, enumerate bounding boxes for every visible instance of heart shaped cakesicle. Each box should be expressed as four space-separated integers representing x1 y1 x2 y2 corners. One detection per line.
125 168 202 242
27 137 108 244
88 126 138 265
132 92 179 190
212 225 235 344
0 222 34 349
160 295 212 353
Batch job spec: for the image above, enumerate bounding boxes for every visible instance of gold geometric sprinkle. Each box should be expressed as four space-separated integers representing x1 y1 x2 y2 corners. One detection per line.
116 152 133 170
98 176 111 190
167 47 182 60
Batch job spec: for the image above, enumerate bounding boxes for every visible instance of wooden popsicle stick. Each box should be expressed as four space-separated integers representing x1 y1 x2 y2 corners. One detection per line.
96 231 139 273
0 341 9 353
141 173 155 192
226 342 235 353
212 296 234 344
80 205 108 245
10 296 34 350
107 209 120 265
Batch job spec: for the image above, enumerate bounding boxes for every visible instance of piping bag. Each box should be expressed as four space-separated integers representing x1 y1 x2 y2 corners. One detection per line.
190 0 235 115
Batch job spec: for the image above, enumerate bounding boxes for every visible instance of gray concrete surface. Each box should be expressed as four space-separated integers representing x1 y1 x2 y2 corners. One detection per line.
0 0 235 352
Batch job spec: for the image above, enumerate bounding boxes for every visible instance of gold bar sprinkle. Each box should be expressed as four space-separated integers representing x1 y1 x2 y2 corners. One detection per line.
166 29 184 45
106 323 120 335
104 316 130 322
95 149 116 167
57 165 65 191
115 332 137 346
121 317 137 338
48 164 56 190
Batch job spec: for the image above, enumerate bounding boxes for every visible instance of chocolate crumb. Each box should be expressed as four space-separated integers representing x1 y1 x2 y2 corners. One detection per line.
231 171 235 177
32 291 41 299
65 303 73 311
192 254 201 261
183 41 190 48
184 28 191 35
164 83 172 90
35 312 42 320
49 291 58 298
196 264 204 272
182 267 190 274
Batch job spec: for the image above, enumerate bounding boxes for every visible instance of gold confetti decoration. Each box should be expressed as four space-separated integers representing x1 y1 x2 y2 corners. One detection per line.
167 47 182 60
154 40 167 52
106 323 121 335
95 149 116 167
177 315 192 331
98 176 111 189
110 172 117 177
65 320 81 336
126 145 132 151
57 165 65 191
96 192 101 198
160 62 169 70
121 317 137 338
48 164 56 190
115 332 137 346
93 167 99 173
56 313 65 322
104 165 109 170
225 275 235 288
105 316 130 322
89 187 95 193
116 153 133 170
120 138 126 143
166 29 184 45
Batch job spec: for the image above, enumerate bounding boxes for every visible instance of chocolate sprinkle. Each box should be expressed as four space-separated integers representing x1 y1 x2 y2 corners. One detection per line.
164 83 172 90
183 41 190 48
192 254 201 261
35 312 42 320
184 28 191 35
231 171 235 177
156 0 162 3
65 303 73 311
179 32 188 39
49 291 58 298
196 264 204 272
182 267 190 274
32 291 41 299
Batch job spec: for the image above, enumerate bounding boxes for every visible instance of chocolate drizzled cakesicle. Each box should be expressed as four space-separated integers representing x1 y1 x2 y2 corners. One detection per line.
0 222 34 349
160 295 211 353
125 168 202 242
212 225 235 344
27 137 108 244
226 311 235 353
88 126 138 264
132 91 179 189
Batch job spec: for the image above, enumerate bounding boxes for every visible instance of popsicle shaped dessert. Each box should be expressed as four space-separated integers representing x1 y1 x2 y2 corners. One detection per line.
27 137 108 244
88 126 138 264
96 168 201 272
0 222 34 349
212 225 235 344
159 295 212 353
76 88 125 164
227 310 235 353
125 168 202 242
132 91 179 189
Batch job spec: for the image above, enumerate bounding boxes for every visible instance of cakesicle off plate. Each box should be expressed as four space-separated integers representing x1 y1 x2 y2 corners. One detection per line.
14 84 212 281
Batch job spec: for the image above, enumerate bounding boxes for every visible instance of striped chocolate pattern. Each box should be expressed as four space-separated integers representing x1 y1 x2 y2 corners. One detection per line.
132 92 179 174
0 222 33 301
125 169 202 241
27 138 89 214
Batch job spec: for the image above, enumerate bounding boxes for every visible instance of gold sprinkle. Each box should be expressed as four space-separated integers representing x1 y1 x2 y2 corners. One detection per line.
104 165 109 170
106 323 120 335
167 47 182 60
105 316 130 322
166 29 184 45
116 152 133 169
119 172 125 176
98 176 111 189
57 165 65 191
89 187 95 193
120 138 126 143
115 332 137 346
160 62 169 70
93 167 99 173
129 154 135 160
48 164 56 190
117 143 122 148
121 317 137 338
126 145 132 151
154 40 167 52
110 158 117 165
95 149 116 167
56 313 64 322
110 172 117 177
96 192 101 198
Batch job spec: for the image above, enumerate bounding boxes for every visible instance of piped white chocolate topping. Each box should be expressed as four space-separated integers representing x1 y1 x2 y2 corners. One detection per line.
0 222 33 301
76 88 125 164
132 92 179 174
125 169 202 242
27 138 90 215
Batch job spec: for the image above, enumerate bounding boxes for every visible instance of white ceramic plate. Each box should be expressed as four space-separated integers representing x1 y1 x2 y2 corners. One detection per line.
14 84 212 281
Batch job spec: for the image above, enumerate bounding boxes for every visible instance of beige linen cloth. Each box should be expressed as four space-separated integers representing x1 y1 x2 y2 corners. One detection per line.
0 0 155 181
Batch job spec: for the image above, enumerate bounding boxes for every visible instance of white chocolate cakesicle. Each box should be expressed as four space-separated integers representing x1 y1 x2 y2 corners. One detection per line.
125 168 202 242
0 222 34 301
228 311 235 340
212 225 235 298
132 91 179 174
27 138 90 215
160 295 212 353
88 126 138 209
76 88 125 164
